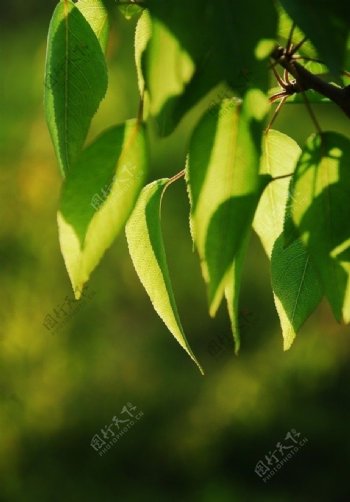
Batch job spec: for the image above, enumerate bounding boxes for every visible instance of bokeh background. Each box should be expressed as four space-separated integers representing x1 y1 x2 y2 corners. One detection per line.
1 2 350 501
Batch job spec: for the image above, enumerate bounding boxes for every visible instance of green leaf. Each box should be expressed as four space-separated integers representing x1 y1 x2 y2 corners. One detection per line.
135 10 152 96
117 1 143 20
186 90 269 317
271 236 323 350
58 119 148 296
136 8 195 133
279 0 350 75
45 0 108 176
224 234 250 354
205 176 270 311
253 130 322 349
290 132 350 323
253 130 301 256
144 0 277 135
76 0 110 50
125 179 204 375
277 3 318 60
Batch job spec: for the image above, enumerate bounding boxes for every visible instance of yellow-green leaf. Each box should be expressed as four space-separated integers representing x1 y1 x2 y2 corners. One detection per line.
224 235 250 354
291 132 350 323
126 179 204 375
271 236 322 350
254 130 322 350
58 120 148 297
254 130 301 255
135 10 152 96
76 0 110 51
138 9 195 133
186 90 269 317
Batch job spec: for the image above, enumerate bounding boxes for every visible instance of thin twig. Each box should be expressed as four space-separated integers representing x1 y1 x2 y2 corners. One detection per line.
167 169 185 186
265 96 288 133
271 46 350 119
272 172 294 181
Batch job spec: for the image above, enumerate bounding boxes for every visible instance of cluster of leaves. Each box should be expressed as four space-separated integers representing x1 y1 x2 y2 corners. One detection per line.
45 0 350 373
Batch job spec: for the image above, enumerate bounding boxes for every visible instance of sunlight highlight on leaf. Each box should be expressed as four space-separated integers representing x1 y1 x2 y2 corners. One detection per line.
254 130 322 350
186 90 269 349
76 0 110 51
58 120 148 297
126 179 204 374
291 132 350 323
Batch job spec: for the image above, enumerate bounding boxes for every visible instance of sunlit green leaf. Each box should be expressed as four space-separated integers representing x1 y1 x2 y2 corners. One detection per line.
206 175 270 312
271 236 323 350
290 132 350 323
135 10 152 96
76 0 110 50
277 3 318 60
186 90 269 320
254 130 322 349
254 130 301 256
144 0 277 135
224 235 250 354
45 0 108 176
137 8 195 134
58 120 147 297
125 179 204 374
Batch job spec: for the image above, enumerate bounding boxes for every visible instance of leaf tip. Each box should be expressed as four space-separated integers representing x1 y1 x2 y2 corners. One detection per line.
74 286 83 301
283 334 295 351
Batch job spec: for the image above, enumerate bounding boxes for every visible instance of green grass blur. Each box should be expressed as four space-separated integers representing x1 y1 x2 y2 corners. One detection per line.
0 4 349 501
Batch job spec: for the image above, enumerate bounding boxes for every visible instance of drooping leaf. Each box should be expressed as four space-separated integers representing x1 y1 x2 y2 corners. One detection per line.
144 0 277 135
224 234 250 354
125 179 204 374
283 176 302 248
290 132 350 323
253 130 322 349
58 120 148 297
135 10 152 96
205 175 271 311
254 130 301 256
271 236 323 350
186 90 270 320
136 8 195 134
45 0 108 176
279 0 350 75
76 0 110 50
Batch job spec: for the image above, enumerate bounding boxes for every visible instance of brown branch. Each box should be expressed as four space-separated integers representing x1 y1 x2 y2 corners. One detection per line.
271 46 350 119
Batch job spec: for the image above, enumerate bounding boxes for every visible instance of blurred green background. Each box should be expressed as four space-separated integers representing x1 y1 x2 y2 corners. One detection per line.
1 2 350 501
